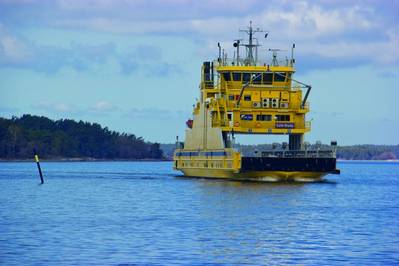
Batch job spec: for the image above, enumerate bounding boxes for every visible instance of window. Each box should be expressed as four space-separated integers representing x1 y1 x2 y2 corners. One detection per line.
227 113 232 120
243 73 251 83
275 115 290 121
223 72 231 81
252 73 262 84
262 73 273 84
256 114 272 121
244 95 251 101
240 114 253 120
274 72 286 82
228 95 234 101
233 72 242 81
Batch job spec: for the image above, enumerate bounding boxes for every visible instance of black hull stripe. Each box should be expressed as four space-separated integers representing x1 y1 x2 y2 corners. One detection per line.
241 157 339 173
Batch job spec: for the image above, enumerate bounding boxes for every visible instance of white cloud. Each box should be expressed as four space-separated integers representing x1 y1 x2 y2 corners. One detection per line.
54 18 194 34
125 108 190 120
33 101 74 113
1 0 398 71
0 25 33 64
32 100 119 116
90 101 116 113
300 35 399 64
51 2 374 39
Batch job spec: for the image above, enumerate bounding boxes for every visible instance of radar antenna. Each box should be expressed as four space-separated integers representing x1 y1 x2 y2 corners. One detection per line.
268 48 286 66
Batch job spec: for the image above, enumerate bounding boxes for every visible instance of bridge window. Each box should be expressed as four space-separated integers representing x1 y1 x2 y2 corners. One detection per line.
256 114 272 121
233 73 242 81
274 72 286 82
244 95 251 101
262 73 273 84
223 72 231 81
228 95 234 100
252 73 262 84
275 115 290 121
243 73 251 83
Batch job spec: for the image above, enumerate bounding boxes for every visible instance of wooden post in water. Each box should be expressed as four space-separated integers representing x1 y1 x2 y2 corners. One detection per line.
33 149 44 184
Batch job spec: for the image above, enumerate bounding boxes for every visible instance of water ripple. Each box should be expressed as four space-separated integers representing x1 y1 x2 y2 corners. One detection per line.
0 161 398 265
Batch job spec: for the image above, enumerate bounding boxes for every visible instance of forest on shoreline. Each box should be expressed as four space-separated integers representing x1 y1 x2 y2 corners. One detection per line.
0 115 163 160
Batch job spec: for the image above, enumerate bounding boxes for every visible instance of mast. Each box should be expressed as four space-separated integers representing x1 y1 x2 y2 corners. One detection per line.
239 21 266 66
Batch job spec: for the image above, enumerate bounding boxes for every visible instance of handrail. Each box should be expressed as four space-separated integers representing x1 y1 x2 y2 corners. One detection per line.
215 58 292 67
261 149 335 158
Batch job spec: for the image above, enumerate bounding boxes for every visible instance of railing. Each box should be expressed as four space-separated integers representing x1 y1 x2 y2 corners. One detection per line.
174 149 232 158
216 58 292 67
261 149 336 158
174 148 240 170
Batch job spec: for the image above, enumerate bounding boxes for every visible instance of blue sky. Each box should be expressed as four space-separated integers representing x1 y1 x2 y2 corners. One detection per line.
0 0 398 145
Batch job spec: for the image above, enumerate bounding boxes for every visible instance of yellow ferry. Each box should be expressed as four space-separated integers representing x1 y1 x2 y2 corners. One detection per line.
173 22 340 182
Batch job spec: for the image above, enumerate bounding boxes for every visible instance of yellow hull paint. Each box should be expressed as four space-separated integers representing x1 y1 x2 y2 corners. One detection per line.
178 168 326 182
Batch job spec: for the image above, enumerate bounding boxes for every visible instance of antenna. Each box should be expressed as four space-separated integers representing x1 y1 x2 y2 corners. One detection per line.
291 43 295 66
233 39 241 65
217 42 221 63
268 48 286 66
239 21 268 66
255 38 259 63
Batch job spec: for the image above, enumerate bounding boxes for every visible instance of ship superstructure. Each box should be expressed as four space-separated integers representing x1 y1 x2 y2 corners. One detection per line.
173 22 339 182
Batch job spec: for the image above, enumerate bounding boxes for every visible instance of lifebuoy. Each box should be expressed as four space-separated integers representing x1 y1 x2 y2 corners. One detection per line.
234 121 240 127
256 122 261 128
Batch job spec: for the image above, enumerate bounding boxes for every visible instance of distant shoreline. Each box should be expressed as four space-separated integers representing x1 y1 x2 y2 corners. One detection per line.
0 158 172 162
338 159 399 163
1 158 398 163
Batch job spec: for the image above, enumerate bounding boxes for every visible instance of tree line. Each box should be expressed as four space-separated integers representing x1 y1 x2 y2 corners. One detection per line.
0 115 163 160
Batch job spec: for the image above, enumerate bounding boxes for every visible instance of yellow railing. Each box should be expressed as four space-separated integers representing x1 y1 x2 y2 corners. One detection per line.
174 149 241 170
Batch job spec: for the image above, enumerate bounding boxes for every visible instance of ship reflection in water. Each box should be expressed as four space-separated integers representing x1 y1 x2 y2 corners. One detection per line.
0 161 398 265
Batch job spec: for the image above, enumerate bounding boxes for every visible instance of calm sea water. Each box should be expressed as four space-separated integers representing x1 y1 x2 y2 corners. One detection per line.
0 161 398 265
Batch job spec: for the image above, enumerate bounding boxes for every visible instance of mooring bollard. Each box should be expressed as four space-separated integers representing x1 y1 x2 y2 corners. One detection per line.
33 149 44 184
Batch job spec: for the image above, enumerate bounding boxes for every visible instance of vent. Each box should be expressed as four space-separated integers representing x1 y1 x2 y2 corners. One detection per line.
262 98 269 108
271 98 279 108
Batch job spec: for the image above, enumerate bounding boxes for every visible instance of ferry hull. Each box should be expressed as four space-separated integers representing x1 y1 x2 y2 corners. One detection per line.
175 156 339 182
179 168 327 182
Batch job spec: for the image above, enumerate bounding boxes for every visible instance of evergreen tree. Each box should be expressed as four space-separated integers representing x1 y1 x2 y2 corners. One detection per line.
0 115 164 159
